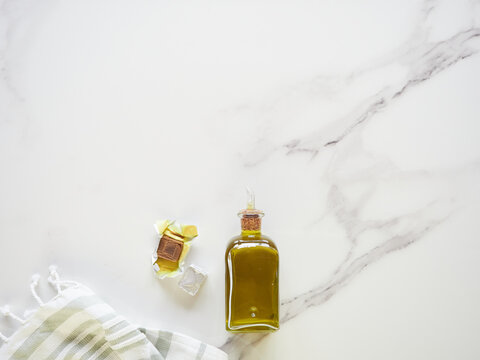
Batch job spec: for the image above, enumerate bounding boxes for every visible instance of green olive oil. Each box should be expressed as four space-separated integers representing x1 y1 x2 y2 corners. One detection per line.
225 190 279 332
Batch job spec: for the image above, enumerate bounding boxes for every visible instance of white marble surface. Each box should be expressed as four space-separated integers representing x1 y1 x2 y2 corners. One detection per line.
1 0 480 359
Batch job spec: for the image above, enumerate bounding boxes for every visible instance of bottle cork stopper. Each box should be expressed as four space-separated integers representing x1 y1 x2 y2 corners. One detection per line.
241 214 262 231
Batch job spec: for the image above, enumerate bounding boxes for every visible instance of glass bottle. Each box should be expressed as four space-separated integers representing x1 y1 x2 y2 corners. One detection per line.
225 189 279 332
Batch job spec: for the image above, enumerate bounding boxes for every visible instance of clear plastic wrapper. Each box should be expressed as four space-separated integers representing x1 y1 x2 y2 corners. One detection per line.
178 264 207 296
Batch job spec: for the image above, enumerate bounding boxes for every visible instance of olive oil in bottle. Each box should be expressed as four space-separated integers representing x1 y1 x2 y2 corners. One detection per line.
225 189 279 332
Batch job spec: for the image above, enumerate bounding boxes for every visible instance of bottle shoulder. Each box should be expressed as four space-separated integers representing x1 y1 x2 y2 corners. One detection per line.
226 233 278 253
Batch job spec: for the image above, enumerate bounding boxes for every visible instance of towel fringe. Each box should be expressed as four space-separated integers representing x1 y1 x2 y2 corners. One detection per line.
1 266 76 345
48 265 63 295
30 274 44 306
0 305 26 324
0 331 8 343
23 308 37 319
47 265 80 292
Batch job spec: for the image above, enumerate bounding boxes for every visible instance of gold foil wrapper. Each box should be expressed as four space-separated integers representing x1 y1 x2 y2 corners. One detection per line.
152 219 198 279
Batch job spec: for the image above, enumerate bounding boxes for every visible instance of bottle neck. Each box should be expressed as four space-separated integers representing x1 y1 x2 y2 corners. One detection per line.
241 229 262 236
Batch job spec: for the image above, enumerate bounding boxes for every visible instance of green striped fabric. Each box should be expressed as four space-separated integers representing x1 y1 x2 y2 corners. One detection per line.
0 283 228 360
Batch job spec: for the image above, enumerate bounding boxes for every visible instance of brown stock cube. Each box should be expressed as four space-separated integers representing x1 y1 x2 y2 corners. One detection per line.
157 235 184 262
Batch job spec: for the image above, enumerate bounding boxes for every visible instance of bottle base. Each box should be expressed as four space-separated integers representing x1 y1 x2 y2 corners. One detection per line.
226 322 279 333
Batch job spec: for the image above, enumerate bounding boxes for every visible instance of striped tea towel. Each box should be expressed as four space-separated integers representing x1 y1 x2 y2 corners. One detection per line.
0 267 228 360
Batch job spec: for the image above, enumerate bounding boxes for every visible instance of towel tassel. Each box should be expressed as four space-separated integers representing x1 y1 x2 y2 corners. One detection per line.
0 305 26 324
47 265 63 295
30 274 44 306
47 266 79 292
0 331 8 343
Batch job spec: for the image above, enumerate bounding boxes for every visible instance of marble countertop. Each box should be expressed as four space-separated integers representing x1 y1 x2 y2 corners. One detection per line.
1 0 480 359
